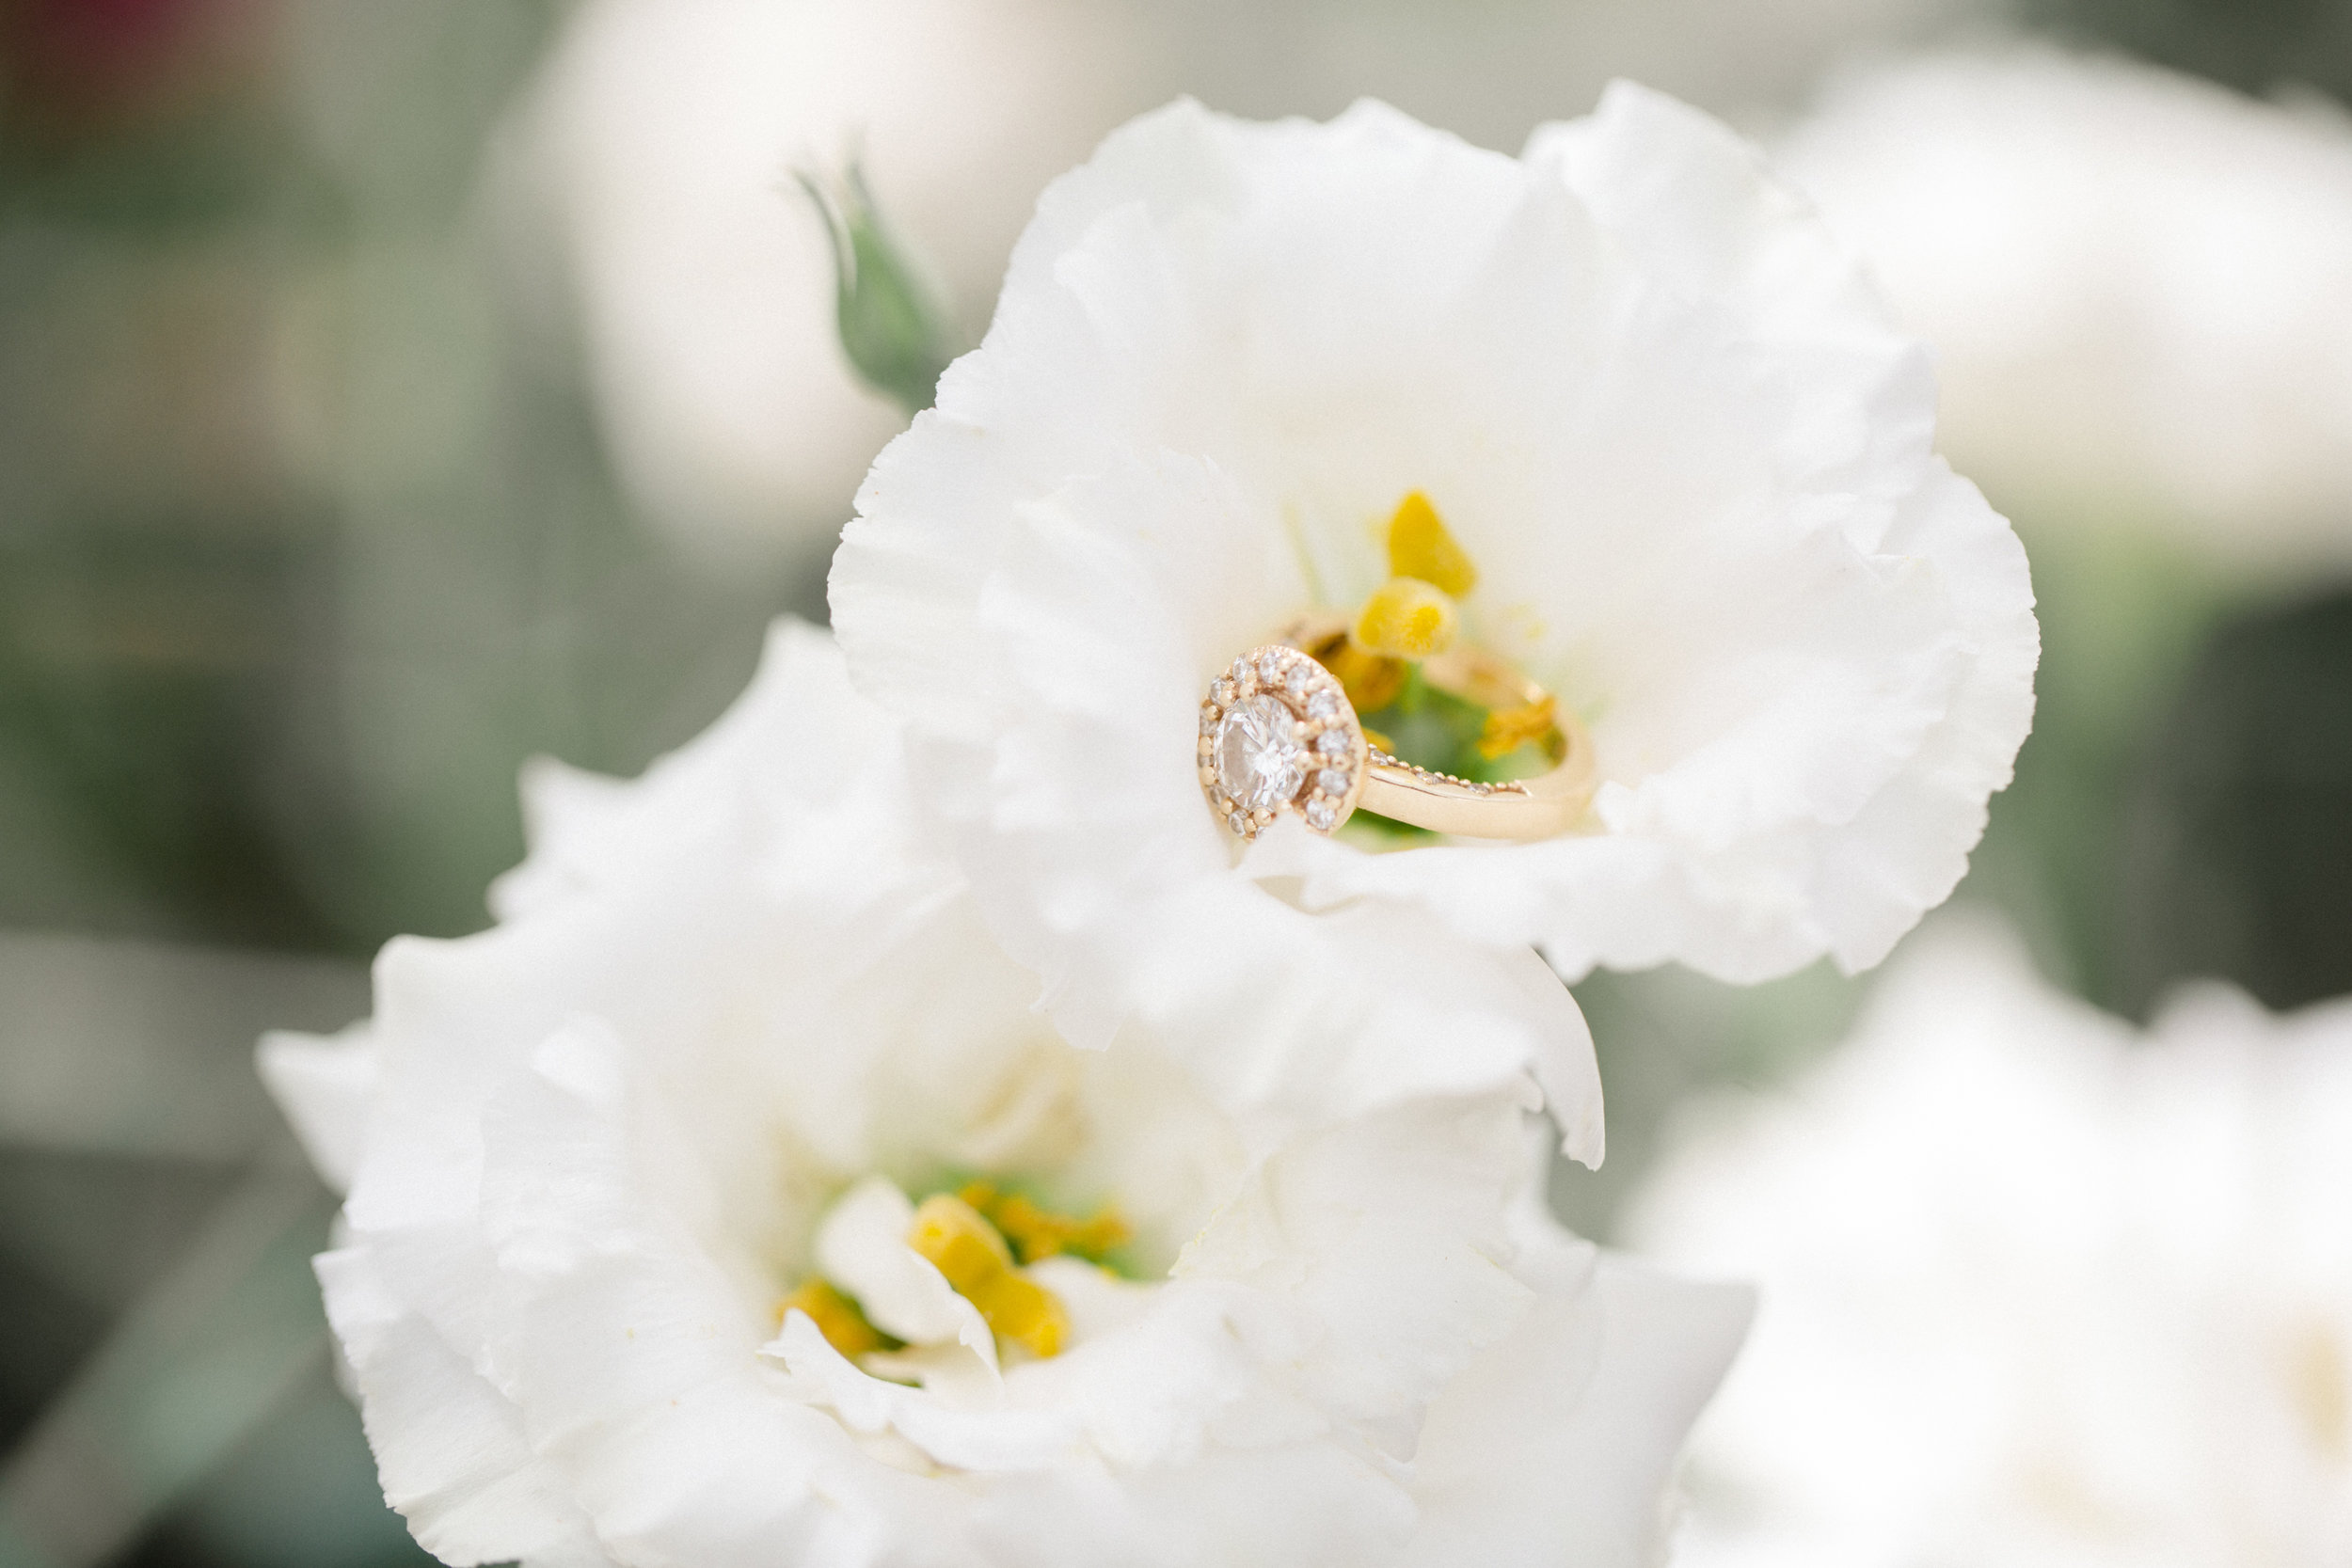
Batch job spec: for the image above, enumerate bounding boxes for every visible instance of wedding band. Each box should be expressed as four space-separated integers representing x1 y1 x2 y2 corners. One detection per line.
1196 618 1595 843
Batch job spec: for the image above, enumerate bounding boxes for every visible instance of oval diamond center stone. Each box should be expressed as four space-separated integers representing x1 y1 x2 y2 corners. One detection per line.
1216 694 1305 811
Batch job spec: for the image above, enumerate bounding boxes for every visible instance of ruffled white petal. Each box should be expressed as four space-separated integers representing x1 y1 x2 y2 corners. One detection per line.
258 1024 380 1196
316 1243 612 1568
489 619 926 926
1406 1257 1754 1568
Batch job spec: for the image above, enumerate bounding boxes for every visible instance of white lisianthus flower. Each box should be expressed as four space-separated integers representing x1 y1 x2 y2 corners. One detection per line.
831 89 2037 1050
1629 922 2352 1567
1779 48 2352 576
260 623 1749 1568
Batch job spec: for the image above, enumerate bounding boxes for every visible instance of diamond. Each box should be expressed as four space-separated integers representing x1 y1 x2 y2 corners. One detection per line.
1228 811 1249 836
1211 677 1237 706
1229 658 1251 688
1307 689 1341 720
1314 728 1351 756
1215 694 1307 812
1283 665 1311 699
1306 799 1338 832
1256 651 1286 685
1317 768 1351 796
1200 708 1219 736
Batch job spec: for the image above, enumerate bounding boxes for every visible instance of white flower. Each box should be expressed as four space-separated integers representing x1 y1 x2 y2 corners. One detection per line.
831 88 2037 1049
261 622 1750 1568
1778 48 2352 576
503 0 1142 569
1628 921 2352 1567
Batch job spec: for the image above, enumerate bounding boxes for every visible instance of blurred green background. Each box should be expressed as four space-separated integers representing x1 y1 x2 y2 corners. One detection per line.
0 0 2345 1563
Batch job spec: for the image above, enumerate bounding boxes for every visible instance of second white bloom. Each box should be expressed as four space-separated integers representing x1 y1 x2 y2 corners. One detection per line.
262 625 1747 1568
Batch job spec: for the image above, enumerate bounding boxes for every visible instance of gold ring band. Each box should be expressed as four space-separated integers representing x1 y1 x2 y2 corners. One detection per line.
1196 621 1595 844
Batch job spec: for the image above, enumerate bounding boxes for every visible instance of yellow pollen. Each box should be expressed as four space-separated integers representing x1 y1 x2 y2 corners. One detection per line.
907 1194 1069 1359
1318 639 1406 713
1351 577 1459 661
959 1181 1130 1266
1477 694 1565 762
779 1278 890 1358
1386 491 1479 597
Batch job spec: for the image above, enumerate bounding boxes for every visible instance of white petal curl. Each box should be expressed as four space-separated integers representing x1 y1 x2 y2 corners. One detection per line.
259 1023 380 1196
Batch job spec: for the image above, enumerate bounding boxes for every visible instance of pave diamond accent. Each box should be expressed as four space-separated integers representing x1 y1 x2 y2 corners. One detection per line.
1364 746 1512 795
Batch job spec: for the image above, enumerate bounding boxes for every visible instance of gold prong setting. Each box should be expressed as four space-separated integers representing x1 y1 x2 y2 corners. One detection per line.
1199 646 1366 841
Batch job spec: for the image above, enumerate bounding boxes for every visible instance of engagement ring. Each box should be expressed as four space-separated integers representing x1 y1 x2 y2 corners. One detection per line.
1198 616 1595 843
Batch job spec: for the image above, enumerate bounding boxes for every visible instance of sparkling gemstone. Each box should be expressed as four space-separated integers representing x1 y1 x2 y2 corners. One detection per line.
1229 658 1251 688
1215 694 1307 812
1314 727 1351 756
1200 708 1219 736
1228 811 1248 836
1256 651 1286 685
1306 799 1338 832
1318 768 1351 796
1283 665 1311 698
1307 689 1341 720
1211 677 1237 705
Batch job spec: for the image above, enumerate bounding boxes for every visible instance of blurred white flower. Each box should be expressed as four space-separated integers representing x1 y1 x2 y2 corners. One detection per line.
831 89 2037 1048
505 0 1143 570
260 622 1748 1568
1629 921 2352 1567
1779 48 2352 574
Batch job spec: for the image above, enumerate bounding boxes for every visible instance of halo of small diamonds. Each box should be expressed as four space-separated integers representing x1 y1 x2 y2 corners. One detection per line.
1199 645 1367 841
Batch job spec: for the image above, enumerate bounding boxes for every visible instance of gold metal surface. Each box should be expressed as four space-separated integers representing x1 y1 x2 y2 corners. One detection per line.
1276 613 1596 841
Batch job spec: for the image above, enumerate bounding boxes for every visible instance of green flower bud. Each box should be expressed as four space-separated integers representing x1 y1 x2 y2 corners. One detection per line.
797 162 958 416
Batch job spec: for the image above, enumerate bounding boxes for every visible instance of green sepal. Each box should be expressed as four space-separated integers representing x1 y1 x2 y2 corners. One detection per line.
797 162 958 416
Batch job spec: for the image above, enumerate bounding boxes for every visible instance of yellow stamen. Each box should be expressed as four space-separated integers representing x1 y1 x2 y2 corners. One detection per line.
779 1278 889 1357
1386 491 1479 597
1351 577 1459 661
1317 639 1406 712
1477 694 1565 762
959 1181 1130 1265
907 1194 1069 1359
